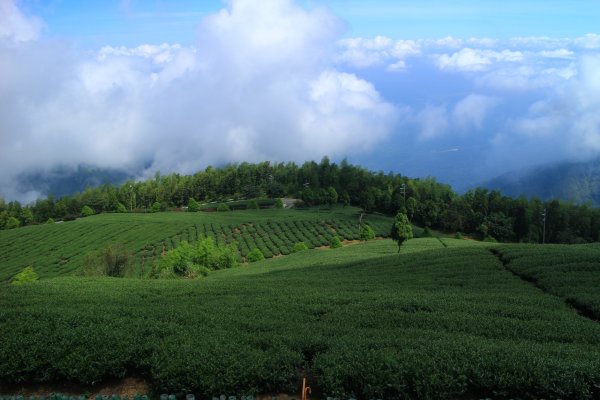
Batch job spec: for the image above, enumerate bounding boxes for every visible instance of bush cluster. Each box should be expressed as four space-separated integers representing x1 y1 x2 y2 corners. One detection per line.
151 237 237 278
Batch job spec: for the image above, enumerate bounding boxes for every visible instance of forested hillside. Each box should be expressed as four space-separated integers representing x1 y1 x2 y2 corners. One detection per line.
484 157 600 205
2 158 600 244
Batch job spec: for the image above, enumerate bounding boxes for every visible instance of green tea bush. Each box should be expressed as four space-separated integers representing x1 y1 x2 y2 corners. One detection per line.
151 237 237 278
116 203 128 213
246 247 264 262
151 202 162 213
246 200 259 210
11 266 38 285
330 236 342 249
293 242 309 252
81 205 95 217
420 226 433 237
188 198 200 212
360 225 375 241
455 231 464 239
217 203 230 212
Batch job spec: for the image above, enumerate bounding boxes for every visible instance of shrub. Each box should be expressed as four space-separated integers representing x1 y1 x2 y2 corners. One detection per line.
293 242 309 252
421 226 433 237
455 231 464 240
151 202 162 213
46 218 55 224
360 225 375 241
217 203 230 212
84 245 131 277
330 236 342 249
81 205 95 217
484 235 498 243
274 198 284 209
188 198 200 212
116 203 128 213
5 216 20 229
12 266 38 285
247 200 259 210
151 238 238 278
247 247 264 263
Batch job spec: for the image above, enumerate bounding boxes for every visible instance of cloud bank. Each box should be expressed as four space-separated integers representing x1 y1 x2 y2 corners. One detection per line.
0 0 397 201
2 0 600 199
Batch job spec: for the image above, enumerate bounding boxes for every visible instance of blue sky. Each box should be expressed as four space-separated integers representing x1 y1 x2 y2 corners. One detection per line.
2 0 600 201
22 0 600 46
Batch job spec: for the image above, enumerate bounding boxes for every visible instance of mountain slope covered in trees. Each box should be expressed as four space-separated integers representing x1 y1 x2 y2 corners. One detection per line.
2 158 600 244
483 157 600 205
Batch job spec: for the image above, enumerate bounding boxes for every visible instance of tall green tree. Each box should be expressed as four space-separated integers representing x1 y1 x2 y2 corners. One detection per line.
391 212 413 252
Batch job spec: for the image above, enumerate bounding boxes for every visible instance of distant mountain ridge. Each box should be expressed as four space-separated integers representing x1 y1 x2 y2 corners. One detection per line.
482 158 600 205
18 165 131 198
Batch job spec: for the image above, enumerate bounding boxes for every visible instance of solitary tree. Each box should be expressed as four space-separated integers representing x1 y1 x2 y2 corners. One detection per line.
391 212 413 252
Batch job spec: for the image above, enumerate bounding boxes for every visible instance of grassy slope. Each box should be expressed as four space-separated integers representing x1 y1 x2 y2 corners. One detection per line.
0 207 392 283
1 238 599 399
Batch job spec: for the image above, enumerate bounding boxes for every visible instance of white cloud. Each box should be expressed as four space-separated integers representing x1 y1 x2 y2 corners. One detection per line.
452 94 500 130
436 48 524 72
510 55 600 157
0 0 42 42
416 105 448 140
0 0 399 200
336 36 420 69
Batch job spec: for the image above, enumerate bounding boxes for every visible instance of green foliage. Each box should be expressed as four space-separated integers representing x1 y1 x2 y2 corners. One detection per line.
421 226 433 237
2 241 600 398
274 198 284 209
151 237 237 278
11 266 38 285
84 244 131 277
81 205 94 217
10 158 600 245
292 242 309 252
217 203 230 212
496 243 600 319
246 247 264 262
0 208 393 282
151 202 162 213
360 224 375 241
246 200 259 210
390 212 413 252
483 235 498 243
326 186 338 205
116 202 128 213
454 231 464 239
6 216 20 229
187 198 200 212
46 218 55 224
330 235 342 249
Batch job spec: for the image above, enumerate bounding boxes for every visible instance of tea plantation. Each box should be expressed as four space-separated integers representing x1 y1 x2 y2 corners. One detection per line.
1 235 600 399
0 208 392 282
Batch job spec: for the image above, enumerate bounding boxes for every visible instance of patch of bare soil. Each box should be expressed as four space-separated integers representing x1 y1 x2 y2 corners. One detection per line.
0 377 150 397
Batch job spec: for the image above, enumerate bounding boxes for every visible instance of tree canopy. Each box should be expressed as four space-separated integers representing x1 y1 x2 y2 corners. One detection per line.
2 158 600 245
391 212 413 252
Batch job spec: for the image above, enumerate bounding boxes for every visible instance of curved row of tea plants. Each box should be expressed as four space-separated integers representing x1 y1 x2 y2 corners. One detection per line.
1 240 599 398
0 208 390 282
493 243 600 320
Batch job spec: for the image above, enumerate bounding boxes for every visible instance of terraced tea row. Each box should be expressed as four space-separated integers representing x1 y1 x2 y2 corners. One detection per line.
493 243 600 320
0 209 392 282
1 239 599 399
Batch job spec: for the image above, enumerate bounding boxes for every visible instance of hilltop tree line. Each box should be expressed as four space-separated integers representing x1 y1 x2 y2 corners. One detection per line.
1 157 599 244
